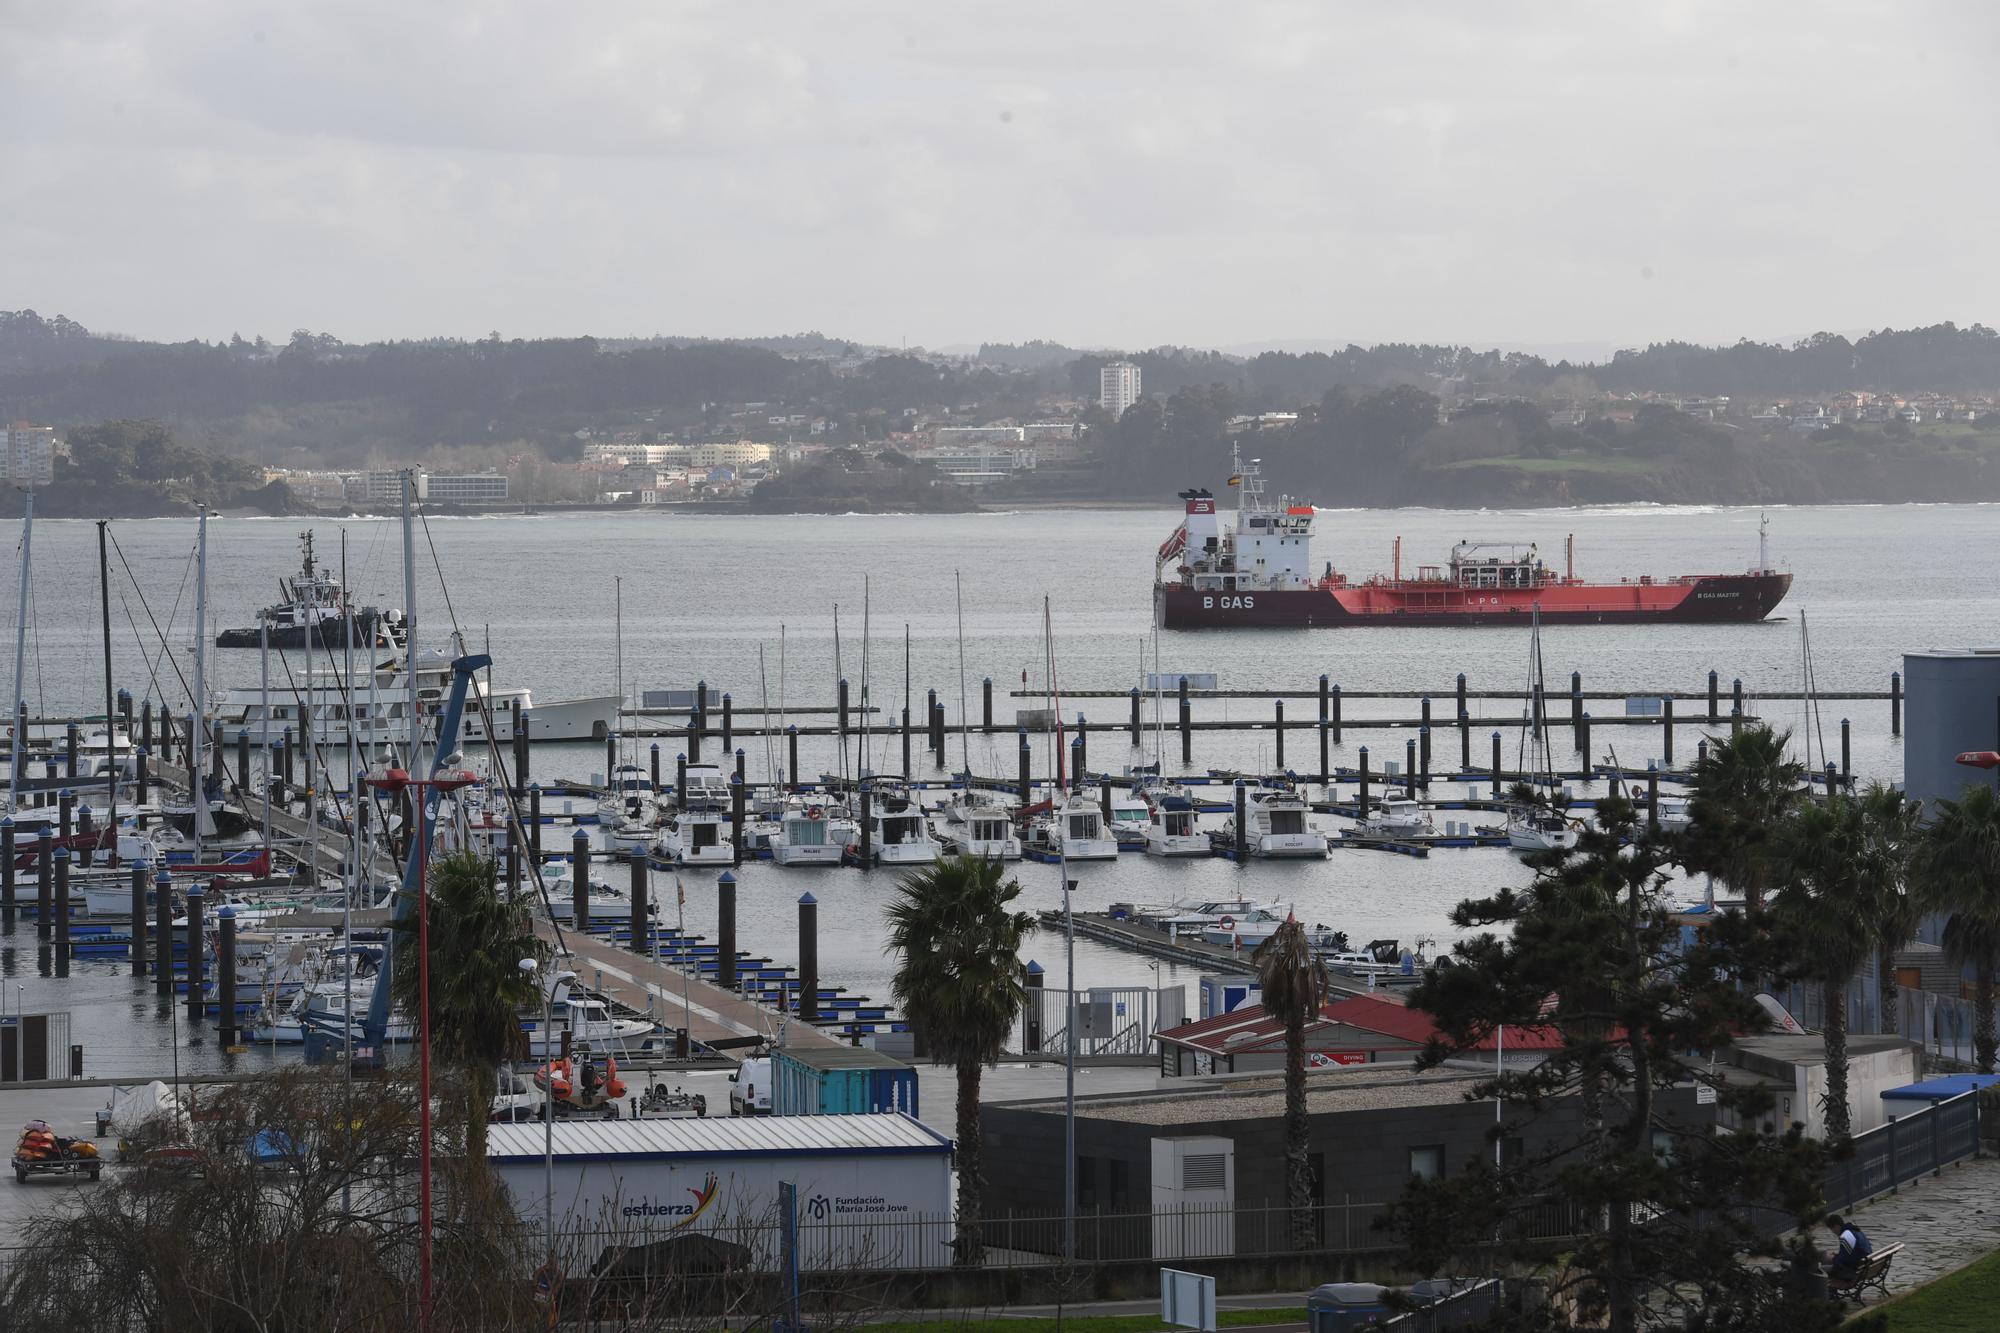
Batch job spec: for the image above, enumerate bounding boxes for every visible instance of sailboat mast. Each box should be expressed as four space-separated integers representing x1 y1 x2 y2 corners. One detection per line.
402 472 421 775
614 577 623 772
9 491 31 813
342 527 358 1065
954 571 971 778
191 509 208 863
97 520 116 859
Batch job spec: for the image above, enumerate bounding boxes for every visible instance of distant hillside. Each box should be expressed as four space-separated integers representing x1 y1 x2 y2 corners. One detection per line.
747 449 980 514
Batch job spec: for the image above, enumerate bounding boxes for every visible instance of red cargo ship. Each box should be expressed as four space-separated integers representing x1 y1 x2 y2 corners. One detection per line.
1154 449 1791 630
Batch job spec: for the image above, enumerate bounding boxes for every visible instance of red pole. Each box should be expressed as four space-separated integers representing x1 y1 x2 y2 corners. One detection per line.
417 781 433 1331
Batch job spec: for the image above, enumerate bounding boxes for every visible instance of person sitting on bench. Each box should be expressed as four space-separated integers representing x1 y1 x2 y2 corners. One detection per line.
1824 1215 1873 1289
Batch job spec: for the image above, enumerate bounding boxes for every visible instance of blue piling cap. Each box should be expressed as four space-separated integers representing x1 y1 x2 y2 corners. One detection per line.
839 677 848 685
237 729 248 740
1842 716 1850 725
217 905 235 920
1027 960 1044 975
118 688 130 700
735 748 745 757
786 725 796 734
719 870 736 886
0 817 10 828
1420 725 1429 734
677 754 687 762
186 882 204 897
52 847 68 861
1491 730 1502 738
59 788 72 799
1360 744 1370 753
651 742 660 751
800 892 817 906
1234 778 1246 788
155 868 171 883
722 692 730 700
572 827 589 840
529 781 541 791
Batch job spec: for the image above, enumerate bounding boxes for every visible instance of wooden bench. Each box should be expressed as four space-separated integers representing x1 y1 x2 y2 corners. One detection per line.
1830 1241 1903 1303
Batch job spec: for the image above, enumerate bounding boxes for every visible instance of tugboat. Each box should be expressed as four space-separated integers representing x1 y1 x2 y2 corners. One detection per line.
216 531 405 648
1154 447 1791 629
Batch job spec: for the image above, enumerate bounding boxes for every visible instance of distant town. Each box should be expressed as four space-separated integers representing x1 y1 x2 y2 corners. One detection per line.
11 311 2000 513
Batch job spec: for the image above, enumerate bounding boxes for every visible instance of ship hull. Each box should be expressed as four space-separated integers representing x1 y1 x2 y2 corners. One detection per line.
1157 572 1792 629
217 610 392 649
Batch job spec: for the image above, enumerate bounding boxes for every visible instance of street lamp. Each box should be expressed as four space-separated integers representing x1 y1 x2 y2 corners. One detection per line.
361 760 477 1333
518 956 554 1257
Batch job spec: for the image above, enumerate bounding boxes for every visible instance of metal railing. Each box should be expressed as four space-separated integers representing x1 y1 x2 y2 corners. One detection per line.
1017 986 1157 1057
1820 1088 1981 1213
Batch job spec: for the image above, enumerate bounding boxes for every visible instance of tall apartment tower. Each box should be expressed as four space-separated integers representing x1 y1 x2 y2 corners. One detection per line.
1098 361 1143 419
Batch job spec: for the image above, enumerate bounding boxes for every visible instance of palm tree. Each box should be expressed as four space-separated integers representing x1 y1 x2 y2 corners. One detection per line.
1860 783 1923 1034
1769 795 1889 1137
885 856 1035 1266
1253 916 1330 1251
1681 723 1805 910
391 849 548 1161
1914 785 2000 1072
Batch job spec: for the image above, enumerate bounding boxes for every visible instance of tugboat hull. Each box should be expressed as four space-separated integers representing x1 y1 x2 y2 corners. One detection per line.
217 610 394 649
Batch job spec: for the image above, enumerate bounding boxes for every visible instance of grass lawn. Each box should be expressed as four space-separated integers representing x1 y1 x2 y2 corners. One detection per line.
869 1308 1308 1332
1853 1247 2000 1330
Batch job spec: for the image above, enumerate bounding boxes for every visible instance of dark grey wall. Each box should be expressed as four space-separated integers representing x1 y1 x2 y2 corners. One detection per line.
983 1087 1708 1221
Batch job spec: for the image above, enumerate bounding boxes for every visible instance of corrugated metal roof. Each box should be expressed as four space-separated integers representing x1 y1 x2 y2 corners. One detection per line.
487 1112 950 1164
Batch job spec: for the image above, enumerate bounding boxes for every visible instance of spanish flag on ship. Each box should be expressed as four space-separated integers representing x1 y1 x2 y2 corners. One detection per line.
1226 474 1242 487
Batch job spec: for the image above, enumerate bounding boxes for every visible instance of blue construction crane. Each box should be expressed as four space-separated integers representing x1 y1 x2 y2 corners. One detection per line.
305 650 492 1067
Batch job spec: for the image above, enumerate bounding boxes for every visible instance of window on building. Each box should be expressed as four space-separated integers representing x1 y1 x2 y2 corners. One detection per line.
1408 1145 1444 1181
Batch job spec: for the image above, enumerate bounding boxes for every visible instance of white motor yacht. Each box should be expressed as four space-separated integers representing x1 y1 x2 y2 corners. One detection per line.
852 787 940 865
658 808 734 866
1358 796 1436 840
1228 786 1327 858
1106 791 1153 847
1143 789 1209 858
770 801 844 867
524 971 661 1056
1508 807 1580 853
1044 790 1118 861
934 792 1023 861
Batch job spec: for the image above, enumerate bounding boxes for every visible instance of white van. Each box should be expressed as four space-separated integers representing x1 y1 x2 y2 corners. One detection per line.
729 1057 772 1116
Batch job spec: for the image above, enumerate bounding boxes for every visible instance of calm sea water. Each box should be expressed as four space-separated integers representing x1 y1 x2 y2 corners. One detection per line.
0 500 1973 1076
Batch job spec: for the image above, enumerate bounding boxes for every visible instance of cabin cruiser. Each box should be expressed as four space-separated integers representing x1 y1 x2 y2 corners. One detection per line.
769 800 843 867
851 786 940 866
1358 796 1436 840
657 808 733 866
1143 788 1209 858
1224 786 1327 859
658 764 735 866
933 792 1023 861
1651 794 1692 834
1036 789 1118 861
1508 807 1580 854
535 860 632 921
523 971 660 1057
1105 791 1153 848
1136 895 1286 940
1197 904 1289 949
251 981 414 1047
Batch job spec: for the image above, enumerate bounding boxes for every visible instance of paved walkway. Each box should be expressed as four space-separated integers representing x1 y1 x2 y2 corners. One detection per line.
539 920 844 1053
1850 1152 2000 1296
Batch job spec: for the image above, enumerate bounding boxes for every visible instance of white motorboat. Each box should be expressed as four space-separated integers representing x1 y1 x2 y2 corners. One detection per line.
1105 791 1153 846
769 801 843 867
1227 786 1327 858
659 765 736 866
251 981 414 1047
1143 789 1209 858
1508 807 1580 854
934 792 1023 861
523 971 660 1057
1197 904 1288 949
1652 794 1692 833
853 786 941 865
1358 796 1436 840
535 861 632 921
1043 790 1118 861
1139 895 1287 939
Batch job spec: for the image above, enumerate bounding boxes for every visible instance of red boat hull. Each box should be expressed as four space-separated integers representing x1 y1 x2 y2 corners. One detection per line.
1157 572 1792 629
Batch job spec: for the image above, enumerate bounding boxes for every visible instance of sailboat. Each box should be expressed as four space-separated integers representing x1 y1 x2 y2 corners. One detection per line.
1507 607 1580 854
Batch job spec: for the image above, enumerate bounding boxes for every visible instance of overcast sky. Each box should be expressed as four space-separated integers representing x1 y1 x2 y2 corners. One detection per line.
4 2 1995 355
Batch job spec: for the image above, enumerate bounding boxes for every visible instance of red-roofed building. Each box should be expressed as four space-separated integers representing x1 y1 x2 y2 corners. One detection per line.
1154 993 1563 1077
